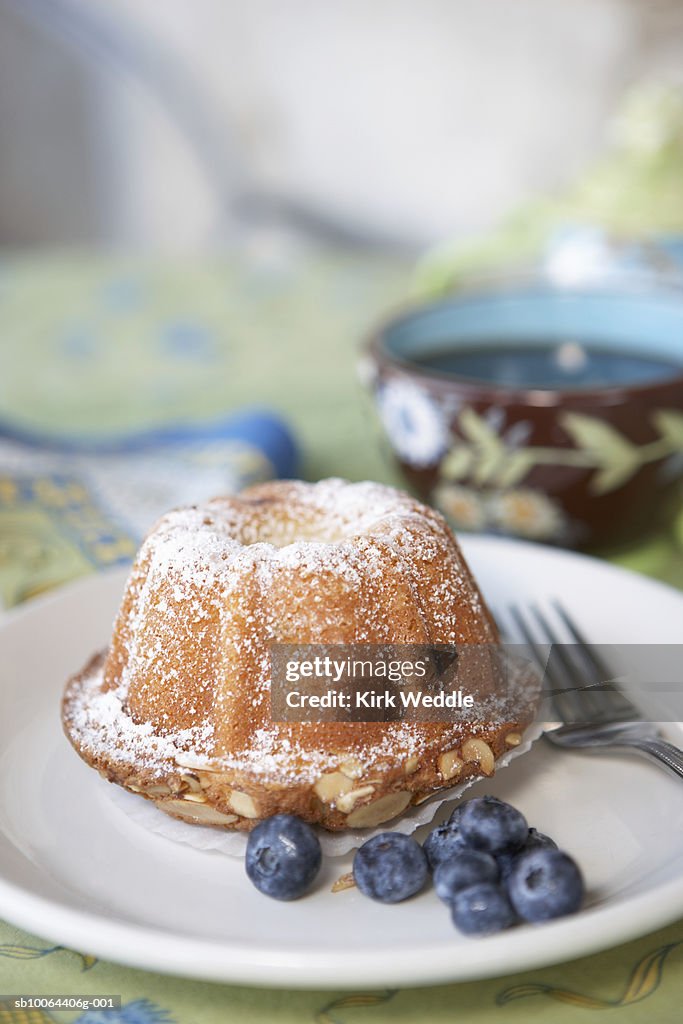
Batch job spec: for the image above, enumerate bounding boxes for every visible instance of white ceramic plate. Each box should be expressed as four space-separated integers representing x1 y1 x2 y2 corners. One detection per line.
1 536 682 988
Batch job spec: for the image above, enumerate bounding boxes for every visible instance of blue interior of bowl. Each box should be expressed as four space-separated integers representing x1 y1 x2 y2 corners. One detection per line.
383 286 683 373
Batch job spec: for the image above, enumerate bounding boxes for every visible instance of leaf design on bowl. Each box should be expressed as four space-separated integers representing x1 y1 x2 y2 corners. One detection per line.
438 408 683 495
561 414 641 494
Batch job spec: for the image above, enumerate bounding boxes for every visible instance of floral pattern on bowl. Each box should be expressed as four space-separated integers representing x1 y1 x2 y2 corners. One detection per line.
435 482 567 542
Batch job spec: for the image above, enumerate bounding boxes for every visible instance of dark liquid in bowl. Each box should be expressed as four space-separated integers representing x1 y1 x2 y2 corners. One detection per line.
412 342 681 390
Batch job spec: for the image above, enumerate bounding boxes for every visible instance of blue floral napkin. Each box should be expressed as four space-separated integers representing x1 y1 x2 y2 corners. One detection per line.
0 408 298 608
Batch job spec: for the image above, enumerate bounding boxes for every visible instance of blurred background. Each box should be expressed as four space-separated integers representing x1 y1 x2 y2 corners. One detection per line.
2 0 683 608
2 0 683 251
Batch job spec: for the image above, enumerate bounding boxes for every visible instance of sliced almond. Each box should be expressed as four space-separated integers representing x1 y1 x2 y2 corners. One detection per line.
314 771 354 803
180 773 203 793
158 799 238 826
505 732 522 747
403 755 420 775
182 792 207 803
146 782 173 796
339 759 364 780
174 754 223 773
336 785 376 813
127 780 171 797
412 791 435 805
346 790 412 828
331 872 356 893
438 750 464 780
227 790 259 819
461 738 495 775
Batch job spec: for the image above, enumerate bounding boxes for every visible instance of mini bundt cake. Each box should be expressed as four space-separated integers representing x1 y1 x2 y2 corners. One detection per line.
63 479 536 831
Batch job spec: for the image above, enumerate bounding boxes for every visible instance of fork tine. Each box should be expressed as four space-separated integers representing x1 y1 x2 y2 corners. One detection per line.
531 604 612 721
506 605 582 723
531 604 603 691
525 605 598 722
551 601 636 719
506 604 539 651
551 601 618 680
506 605 553 674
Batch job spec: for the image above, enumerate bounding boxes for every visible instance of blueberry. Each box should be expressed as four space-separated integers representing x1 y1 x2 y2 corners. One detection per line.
353 832 428 903
245 814 321 900
423 820 467 871
433 850 499 904
459 796 528 855
507 847 584 922
497 827 558 878
451 882 517 936
525 827 558 852
447 801 469 826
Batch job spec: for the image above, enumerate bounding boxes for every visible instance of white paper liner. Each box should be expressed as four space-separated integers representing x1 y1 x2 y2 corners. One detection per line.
106 718 547 858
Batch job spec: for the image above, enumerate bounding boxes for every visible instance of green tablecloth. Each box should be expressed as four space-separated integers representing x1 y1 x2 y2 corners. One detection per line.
1 250 682 1022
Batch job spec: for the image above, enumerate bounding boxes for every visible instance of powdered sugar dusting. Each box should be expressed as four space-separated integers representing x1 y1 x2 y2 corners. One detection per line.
65 658 215 775
66 479 504 785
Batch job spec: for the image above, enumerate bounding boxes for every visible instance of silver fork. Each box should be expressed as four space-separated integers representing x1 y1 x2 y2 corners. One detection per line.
502 600 683 780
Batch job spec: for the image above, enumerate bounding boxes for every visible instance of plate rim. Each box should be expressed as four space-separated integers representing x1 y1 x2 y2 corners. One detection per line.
0 864 682 988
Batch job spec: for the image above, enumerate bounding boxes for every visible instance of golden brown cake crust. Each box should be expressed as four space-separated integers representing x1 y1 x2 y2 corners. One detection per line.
62 479 537 831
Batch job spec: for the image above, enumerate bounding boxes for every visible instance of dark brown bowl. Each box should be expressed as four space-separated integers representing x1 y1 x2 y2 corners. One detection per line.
364 278 683 549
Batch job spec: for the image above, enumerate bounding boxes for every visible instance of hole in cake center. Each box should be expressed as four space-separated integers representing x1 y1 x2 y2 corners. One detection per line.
238 502 364 547
251 516 351 547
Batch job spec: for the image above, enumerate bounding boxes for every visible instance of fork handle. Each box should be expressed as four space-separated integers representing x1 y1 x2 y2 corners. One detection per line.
618 738 683 780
